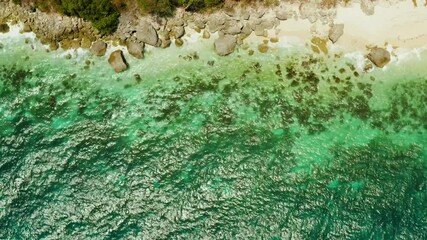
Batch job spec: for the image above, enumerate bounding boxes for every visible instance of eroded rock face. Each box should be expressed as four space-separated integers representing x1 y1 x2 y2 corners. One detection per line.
329 24 344 43
135 21 158 46
214 35 237 56
108 50 128 73
0 23 10 33
367 47 390 68
126 41 144 59
91 40 107 56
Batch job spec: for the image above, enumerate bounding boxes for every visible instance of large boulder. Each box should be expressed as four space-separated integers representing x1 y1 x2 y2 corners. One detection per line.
0 23 10 33
329 24 344 43
214 35 237 56
91 40 107 56
135 21 158 46
108 50 128 73
367 47 390 68
127 41 144 59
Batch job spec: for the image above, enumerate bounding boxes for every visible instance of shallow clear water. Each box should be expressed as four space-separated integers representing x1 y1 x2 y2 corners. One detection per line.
0 32 426 239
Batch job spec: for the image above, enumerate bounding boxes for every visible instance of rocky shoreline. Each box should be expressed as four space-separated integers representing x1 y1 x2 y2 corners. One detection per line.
0 0 422 72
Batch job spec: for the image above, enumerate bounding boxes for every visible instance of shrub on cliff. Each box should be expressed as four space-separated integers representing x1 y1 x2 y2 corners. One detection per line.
136 0 224 16
56 0 120 35
136 0 175 16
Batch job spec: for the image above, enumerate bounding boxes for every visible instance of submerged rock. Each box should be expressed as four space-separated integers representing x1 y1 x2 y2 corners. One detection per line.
108 50 128 73
258 44 269 53
367 47 390 68
329 24 344 43
214 35 237 56
127 41 144 59
0 42 3 49
0 23 10 33
175 38 184 47
91 40 107 56
202 30 210 39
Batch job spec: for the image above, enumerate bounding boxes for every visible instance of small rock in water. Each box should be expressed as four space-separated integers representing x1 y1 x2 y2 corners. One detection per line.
0 23 10 33
134 74 142 83
202 30 210 39
367 47 390 68
91 40 107 56
0 42 3 49
207 60 215 66
65 53 72 59
85 60 91 65
127 41 144 59
270 37 279 43
258 44 269 53
175 38 184 47
108 50 128 73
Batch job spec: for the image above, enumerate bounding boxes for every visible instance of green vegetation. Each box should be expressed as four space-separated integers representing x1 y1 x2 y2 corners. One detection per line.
12 0 227 33
56 0 120 34
136 0 224 16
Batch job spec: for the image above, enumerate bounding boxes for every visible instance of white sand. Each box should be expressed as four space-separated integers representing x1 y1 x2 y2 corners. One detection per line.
243 0 427 52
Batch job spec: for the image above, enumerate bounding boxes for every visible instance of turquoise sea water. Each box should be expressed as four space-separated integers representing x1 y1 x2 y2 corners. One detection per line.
0 32 426 239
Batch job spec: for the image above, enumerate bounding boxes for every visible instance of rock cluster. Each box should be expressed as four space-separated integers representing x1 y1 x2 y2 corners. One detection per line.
0 0 387 72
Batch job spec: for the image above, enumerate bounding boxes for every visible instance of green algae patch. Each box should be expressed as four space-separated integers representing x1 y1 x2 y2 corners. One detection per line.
0 39 426 239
